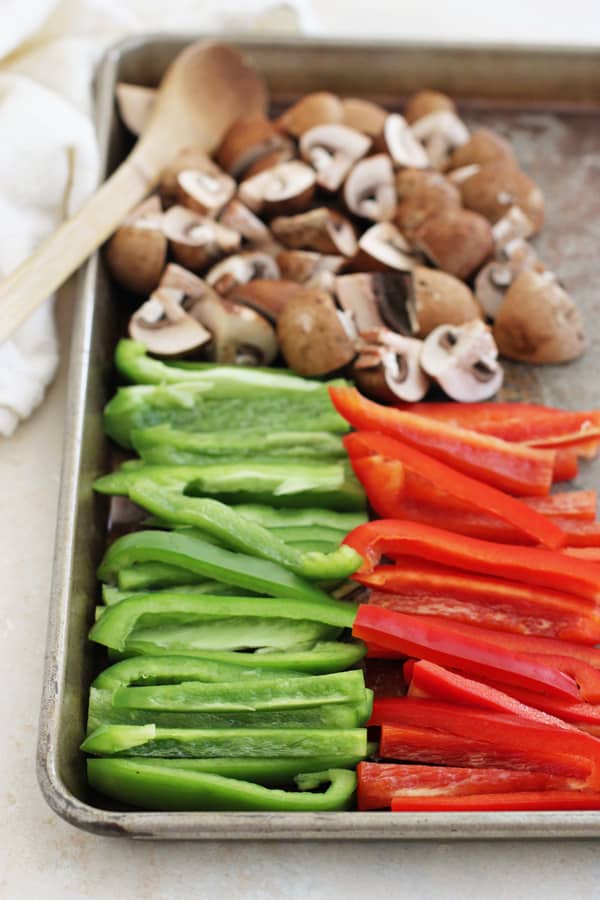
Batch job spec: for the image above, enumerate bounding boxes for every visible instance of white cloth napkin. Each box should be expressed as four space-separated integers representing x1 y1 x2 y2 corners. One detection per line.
0 0 316 437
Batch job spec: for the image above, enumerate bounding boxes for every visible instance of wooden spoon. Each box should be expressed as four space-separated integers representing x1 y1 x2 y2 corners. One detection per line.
0 41 267 345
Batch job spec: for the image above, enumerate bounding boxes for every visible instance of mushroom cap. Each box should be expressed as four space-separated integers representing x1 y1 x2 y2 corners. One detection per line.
493 269 585 364
277 92 344 137
353 222 420 273
104 196 166 295
475 239 543 320
299 123 371 192
404 90 456 125
343 154 396 222
341 97 387 137
276 289 356 376
414 207 493 281
271 207 357 257
115 83 156 136
162 205 241 272
244 147 296 178
446 128 516 172
382 114 430 168
158 263 208 301
394 167 461 237
412 266 482 338
206 252 280 294
128 286 212 356
277 250 346 285
175 165 236 216
160 147 216 206
216 116 293 178
491 205 536 254
229 279 313 320
421 319 503 402
193 293 278 365
354 330 430 402
238 161 317 217
458 160 545 232
335 271 418 336
218 199 271 245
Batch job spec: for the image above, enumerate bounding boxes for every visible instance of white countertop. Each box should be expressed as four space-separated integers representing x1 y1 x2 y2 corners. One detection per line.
2 9 600 897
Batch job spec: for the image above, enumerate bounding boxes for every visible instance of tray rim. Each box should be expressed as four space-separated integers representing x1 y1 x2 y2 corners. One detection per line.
36 32 600 840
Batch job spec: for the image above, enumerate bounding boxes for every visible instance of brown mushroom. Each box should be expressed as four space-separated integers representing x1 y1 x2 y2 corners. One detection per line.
410 110 470 170
160 148 216 206
175 161 236 217
104 196 166 295
344 154 396 222
380 114 430 169
162 205 241 272
341 97 387 137
446 128 516 172
277 250 346 286
299 123 371 191
276 289 356 376
218 199 271 245
238 161 317 217
335 272 418 336
475 239 544 320
354 329 430 403
493 270 585 364
115 83 156 136
491 205 536 254
128 286 212 356
206 251 280 294
421 319 503 401
271 207 357 257
394 167 461 238
414 207 493 280
216 116 294 178
353 222 421 272
244 147 296 178
158 263 208 301
412 266 482 338
229 279 312 320
277 92 344 137
193 292 278 365
458 160 545 232
404 90 456 125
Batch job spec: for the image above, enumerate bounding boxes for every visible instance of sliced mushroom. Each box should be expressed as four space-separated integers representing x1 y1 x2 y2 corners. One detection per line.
206 252 280 294
115 83 156 136
411 111 470 170
412 266 482 338
493 270 585 364
218 199 271 245
128 286 212 356
238 161 317 217
271 207 357 257
216 116 294 178
404 90 456 125
354 329 430 403
491 205 536 254
380 114 430 169
458 161 545 232
394 167 461 238
447 164 481 185
344 154 396 222
299 124 371 191
277 250 346 286
104 196 167 295
158 263 208 301
335 272 418 336
244 147 296 178
276 289 356 376
277 92 344 137
353 222 421 272
193 293 278 365
414 207 493 281
446 128 516 172
160 148 217 206
421 319 503 401
341 97 387 137
162 205 241 272
175 161 236 217
229 279 311 320
475 239 543 320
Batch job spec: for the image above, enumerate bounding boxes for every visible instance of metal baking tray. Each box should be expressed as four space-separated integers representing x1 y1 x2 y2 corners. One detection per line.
37 34 600 839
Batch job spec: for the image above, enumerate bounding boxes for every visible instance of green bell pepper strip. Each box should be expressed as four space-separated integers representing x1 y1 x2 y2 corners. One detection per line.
117 562 209 592
105 581 256 606
97 531 337 604
89 591 356 652
87 759 357 812
104 384 348 450
81 723 367 759
268 525 347 544
233 504 367 531
115 340 345 394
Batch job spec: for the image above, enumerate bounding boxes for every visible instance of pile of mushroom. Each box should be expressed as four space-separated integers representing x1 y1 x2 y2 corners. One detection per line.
107 85 586 402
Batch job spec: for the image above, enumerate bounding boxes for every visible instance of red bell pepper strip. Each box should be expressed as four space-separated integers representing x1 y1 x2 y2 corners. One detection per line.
344 433 566 550
390 791 600 812
525 431 600 451
479 684 600 737
344 520 600 601
329 386 555 496
357 762 576 810
525 491 596 520
553 449 579 482
352 605 580 700
565 548 600 562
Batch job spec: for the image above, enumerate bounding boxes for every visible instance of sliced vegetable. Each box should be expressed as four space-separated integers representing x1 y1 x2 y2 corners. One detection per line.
390 792 600 812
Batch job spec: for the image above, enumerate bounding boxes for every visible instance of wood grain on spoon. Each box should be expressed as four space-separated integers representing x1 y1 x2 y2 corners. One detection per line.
0 41 267 346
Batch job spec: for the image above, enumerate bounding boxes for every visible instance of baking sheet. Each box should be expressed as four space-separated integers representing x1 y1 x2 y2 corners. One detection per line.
37 34 600 839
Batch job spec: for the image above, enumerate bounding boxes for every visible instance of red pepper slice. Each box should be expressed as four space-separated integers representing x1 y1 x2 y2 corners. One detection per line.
357 761 573 810
480 684 600 736
553 448 579 482
344 433 566 549
353 605 580 700
344 519 600 601
329 386 555 496
565 548 600 562
390 791 600 812
525 491 596 520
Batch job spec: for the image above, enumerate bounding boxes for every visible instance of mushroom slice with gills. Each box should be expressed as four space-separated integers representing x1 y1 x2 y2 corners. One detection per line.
175 163 236 217
216 116 294 179
160 147 218 206
276 289 356 376
354 222 420 273
404 89 457 125
458 160 545 233
104 196 166 295
341 97 387 138
380 114 430 169
193 293 278 365
276 92 344 137
491 205 536 254
277 251 346 287
446 128 516 172
158 263 208 301
128 287 212 357
421 319 504 402
218 199 271 246
412 266 482 339
335 272 418 336
414 207 493 281
238 161 317 218
394 167 461 239
353 329 430 403
244 147 296 178
410 111 470 170
475 239 544 321
344 154 396 222
271 207 357 257
115 83 156 136
206 252 281 295
299 124 371 192
493 269 585 364
162 205 241 273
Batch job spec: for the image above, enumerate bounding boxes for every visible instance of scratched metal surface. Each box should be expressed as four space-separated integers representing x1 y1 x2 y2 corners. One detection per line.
37 36 600 839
